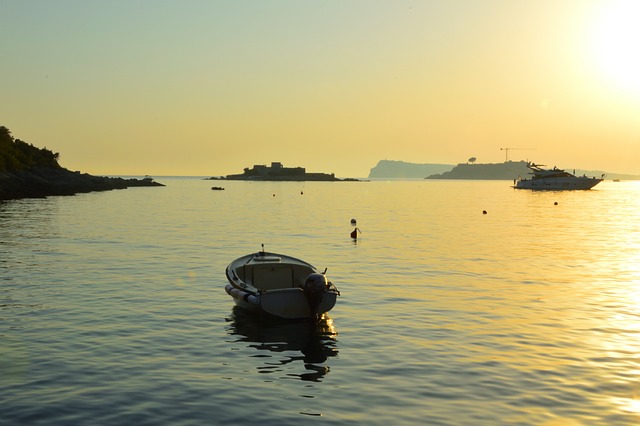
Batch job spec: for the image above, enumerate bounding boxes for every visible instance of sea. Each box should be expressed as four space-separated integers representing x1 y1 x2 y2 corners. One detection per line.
2 177 640 425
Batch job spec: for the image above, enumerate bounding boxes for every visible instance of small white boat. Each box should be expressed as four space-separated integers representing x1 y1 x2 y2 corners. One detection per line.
225 246 340 319
514 163 603 190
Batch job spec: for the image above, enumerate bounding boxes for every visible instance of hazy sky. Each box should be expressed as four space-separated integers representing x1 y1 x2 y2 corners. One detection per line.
2 0 640 177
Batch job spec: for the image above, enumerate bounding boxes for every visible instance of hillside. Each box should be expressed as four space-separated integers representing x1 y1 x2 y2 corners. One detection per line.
0 125 163 201
0 126 61 171
426 161 531 180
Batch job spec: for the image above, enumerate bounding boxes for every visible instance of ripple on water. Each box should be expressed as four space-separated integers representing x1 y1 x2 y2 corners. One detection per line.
3 180 640 425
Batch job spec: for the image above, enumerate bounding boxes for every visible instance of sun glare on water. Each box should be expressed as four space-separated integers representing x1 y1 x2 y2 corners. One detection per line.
590 0 640 95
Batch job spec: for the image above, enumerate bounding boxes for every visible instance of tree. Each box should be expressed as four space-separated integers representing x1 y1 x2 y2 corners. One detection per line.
0 125 61 171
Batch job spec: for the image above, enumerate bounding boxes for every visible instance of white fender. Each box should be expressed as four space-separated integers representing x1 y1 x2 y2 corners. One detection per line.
225 283 259 305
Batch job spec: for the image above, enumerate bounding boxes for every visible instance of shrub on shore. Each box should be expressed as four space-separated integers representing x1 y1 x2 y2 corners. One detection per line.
0 126 61 172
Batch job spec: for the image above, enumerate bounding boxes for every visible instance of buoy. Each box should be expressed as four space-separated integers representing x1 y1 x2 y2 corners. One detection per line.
350 227 361 239
482 210 487 214
301 191 304 195
554 202 558 205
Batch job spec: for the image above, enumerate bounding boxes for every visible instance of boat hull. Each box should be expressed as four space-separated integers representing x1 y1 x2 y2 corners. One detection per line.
225 284 338 319
515 177 602 190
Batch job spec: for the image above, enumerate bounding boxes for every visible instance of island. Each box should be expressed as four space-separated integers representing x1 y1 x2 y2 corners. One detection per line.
224 162 357 181
0 125 164 201
425 161 531 180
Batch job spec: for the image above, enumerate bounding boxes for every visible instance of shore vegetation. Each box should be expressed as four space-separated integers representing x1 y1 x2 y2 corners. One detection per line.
0 126 61 171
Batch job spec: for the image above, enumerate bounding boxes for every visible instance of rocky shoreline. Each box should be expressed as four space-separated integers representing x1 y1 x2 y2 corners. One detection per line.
0 167 164 201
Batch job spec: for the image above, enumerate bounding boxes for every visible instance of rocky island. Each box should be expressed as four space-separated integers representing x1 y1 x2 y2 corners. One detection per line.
425 161 531 180
224 162 357 181
0 126 164 201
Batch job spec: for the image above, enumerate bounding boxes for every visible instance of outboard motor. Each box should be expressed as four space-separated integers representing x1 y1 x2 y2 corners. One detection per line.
303 273 328 316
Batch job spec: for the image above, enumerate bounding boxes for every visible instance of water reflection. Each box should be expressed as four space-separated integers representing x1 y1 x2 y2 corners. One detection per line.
226 307 339 382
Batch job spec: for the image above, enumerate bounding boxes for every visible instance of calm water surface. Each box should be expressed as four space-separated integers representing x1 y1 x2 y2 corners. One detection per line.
2 178 640 425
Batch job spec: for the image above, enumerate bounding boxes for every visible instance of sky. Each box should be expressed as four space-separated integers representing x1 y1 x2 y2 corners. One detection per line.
2 0 640 177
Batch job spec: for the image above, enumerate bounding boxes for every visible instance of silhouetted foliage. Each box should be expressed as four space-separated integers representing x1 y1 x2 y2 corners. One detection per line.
0 126 60 171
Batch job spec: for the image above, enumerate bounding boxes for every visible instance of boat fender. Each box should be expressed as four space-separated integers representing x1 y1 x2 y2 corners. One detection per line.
225 284 259 305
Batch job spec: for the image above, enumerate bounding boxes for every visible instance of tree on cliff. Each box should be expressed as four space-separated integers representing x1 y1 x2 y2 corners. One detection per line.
0 126 60 172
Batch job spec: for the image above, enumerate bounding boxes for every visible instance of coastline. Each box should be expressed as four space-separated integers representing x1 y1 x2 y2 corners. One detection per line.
0 167 164 201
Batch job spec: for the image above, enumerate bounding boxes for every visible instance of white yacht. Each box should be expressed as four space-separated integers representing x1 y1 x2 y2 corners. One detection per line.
514 163 603 190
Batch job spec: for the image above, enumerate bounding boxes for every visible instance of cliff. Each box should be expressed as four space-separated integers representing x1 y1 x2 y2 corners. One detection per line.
368 160 454 178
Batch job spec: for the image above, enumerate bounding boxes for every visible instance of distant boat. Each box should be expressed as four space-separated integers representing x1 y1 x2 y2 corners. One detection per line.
514 163 603 190
224 246 340 319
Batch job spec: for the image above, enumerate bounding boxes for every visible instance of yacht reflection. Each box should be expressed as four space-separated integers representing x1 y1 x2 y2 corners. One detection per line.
226 307 339 382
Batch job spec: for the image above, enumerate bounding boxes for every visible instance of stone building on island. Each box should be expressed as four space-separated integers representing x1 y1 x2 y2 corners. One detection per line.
225 162 340 181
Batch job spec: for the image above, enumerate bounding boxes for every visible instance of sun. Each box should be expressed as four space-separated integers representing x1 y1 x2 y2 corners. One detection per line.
590 0 640 94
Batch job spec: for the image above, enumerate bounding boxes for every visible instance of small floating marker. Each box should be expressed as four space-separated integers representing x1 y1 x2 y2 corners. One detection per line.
482 210 487 215
301 191 304 195
554 202 558 205
350 218 357 224
299 412 322 417
273 193 276 197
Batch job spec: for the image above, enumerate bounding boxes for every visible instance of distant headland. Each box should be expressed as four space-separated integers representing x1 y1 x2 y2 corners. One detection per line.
368 160 454 178
0 126 164 201
222 162 359 181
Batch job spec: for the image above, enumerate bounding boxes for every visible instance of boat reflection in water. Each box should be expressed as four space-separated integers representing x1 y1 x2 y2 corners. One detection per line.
225 307 339 382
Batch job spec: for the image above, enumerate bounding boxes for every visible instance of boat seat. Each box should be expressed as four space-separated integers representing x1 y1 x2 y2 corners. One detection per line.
253 255 281 262
252 266 295 291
